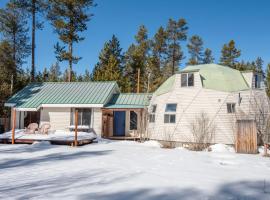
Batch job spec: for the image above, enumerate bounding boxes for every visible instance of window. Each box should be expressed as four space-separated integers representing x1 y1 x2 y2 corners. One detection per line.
149 105 157 123
181 73 194 87
227 103 236 113
164 114 176 123
130 111 137 130
165 104 177 112
254 74 262 88
164 103 177 123
70 108 91 126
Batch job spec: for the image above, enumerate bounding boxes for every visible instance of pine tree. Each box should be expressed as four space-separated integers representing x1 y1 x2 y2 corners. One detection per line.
0 2 31 71
48 62 61 81
147 26 167 91
165 18 188 75
92 35 125 89
124 25 150 92
186 35 204 65
13 0 48 82
48 0 95 82
83 69 91 81
255 57 264 75
203 48 214 64
219 40 241 68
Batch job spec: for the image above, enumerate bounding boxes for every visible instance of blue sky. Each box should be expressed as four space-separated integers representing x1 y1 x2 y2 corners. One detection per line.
1 0 270 74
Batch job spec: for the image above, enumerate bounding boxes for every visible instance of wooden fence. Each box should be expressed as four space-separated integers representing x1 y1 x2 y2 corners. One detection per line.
235 120 257 154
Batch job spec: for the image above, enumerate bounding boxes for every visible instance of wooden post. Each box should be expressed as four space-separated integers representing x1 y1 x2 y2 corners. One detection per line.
74 110 78 147
137 68 140 93
12 108 16 144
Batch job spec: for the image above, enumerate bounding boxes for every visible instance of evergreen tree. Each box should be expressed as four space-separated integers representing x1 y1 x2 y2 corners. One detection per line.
219 40 241 68
13 0 48 82
0 2 31 72
186 35 204 65
165 18 188 76
92 35 125 90
83 69 91 81
48 62 61 81
48 0 95 82
124 25 150 92
148 26 167 91
203 48 214 64
255 57 264 75
266 63 270 97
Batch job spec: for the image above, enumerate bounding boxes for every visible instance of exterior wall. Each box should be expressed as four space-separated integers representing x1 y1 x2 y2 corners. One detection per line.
92 108 102 136
148 73 269 145
40 107 70 131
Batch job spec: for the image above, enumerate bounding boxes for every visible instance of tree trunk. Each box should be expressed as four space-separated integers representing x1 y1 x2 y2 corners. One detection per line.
68 42 73 82
31 0 36 82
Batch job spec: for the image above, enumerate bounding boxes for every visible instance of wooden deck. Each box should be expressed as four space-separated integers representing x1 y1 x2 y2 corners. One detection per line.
0 138 94 146
104 136 141 141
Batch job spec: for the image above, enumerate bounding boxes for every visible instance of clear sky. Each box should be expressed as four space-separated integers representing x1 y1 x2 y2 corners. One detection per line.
0 0 270 74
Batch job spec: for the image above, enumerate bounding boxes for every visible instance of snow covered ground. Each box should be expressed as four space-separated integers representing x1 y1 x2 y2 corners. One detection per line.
0 139 270 200
0 129 96 141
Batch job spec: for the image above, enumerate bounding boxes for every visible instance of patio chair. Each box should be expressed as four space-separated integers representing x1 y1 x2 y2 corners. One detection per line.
39 123 51 134
25 123 38 134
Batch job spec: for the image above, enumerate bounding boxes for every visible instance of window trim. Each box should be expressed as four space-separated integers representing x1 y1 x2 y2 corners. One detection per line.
149 104 157 123
164 103 177 123
165 103 177 112
70 108 92 126
129 111 138 130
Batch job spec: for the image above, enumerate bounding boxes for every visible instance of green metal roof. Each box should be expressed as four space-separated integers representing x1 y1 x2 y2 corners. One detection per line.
154 75 176 96
6 82 118 109
105 93 151 109
181 64 249 92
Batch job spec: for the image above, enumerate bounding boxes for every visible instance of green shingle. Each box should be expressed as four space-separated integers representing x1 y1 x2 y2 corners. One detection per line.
6 82 118 109
105 93 151 109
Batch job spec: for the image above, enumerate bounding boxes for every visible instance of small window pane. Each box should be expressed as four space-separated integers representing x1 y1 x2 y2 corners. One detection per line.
188 73 194 86
165 104 177 112
181 73 187 87
152 105 157 113
164 114 170 123
227 103 236 113
149 114 155 123
130 111 137 130
170 114 176 123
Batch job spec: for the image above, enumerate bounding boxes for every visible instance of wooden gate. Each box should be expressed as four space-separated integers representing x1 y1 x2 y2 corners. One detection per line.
235 120 257 154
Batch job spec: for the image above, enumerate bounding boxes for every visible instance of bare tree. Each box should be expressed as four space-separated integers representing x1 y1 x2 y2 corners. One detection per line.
189 112 216 151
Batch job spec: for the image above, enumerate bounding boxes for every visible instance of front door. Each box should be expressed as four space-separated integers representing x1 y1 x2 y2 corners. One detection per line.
113 111 126 136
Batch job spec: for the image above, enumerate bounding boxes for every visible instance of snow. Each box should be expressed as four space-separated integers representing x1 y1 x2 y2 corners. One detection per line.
0 129 96 141
0 140 270 199
208 143 235 153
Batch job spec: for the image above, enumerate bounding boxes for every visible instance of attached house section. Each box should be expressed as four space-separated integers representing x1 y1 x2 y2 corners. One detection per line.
5 82 120 136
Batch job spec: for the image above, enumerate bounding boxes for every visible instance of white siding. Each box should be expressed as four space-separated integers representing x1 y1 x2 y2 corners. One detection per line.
92 108 102 136
148 73 269 145
40 107 70 131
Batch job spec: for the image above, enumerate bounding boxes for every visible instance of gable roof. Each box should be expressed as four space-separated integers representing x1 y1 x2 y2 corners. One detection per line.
5 82 119 110
181 64 249 92
154 75 176 96
105 93 151 109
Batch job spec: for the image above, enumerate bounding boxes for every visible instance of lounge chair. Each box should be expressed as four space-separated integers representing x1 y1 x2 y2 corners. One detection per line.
39 123 51 134
25 123 38 134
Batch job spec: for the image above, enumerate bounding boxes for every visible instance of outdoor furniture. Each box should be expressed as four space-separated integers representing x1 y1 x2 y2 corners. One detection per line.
39 123 51 134
25 123 38 134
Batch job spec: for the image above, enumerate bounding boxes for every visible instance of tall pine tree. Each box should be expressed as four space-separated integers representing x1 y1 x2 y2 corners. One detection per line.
92 35 125 90
255 57 264 75
219 40 241 68
165 18 188 76
203 48 214 64
48 0 95 82
186 35 204 65
124 25 150 92
13 0 48 82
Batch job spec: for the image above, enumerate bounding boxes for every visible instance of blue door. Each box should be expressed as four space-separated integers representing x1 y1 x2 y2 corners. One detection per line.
113 111 126 136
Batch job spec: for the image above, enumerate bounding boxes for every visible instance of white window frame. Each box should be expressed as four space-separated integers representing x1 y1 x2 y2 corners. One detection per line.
164 103 177 123
70 108 92 126
149 105 157 123
181 73 194 87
